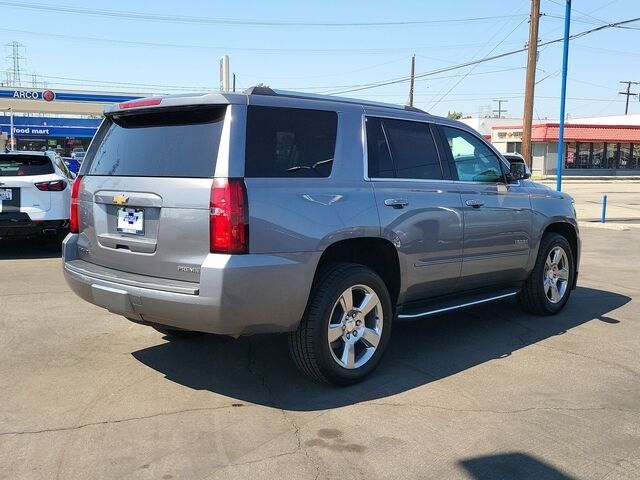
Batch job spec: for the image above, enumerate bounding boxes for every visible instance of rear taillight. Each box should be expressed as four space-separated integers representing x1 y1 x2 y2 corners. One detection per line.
35 180 67 191
69 175 84 234
209 178 248 254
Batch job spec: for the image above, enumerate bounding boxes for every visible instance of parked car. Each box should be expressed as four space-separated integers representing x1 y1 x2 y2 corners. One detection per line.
62 88 580 385
63 156 82 175
71 147 85 159
502 152 530 179
0 150 74 241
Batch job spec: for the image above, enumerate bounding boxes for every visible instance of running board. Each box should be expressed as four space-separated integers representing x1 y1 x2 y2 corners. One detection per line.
397 289 519 320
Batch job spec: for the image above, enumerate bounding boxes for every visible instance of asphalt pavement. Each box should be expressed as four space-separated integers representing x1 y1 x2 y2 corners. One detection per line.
0 227 638 480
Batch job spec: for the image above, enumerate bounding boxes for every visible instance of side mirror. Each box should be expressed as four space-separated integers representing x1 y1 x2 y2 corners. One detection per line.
509 161 530 181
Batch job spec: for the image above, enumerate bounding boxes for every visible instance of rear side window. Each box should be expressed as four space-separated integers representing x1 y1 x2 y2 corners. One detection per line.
85 107 226 177
366 117 394 178
0 154 54 176
366 117 443 180
245 106 338 178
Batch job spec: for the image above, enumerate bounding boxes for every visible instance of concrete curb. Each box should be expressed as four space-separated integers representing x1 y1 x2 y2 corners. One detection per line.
578 221 635 231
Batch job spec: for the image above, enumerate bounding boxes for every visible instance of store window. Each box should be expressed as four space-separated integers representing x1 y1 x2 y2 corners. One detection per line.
619 144 632 169
605 143 619 169
577 142 591 168
564 143 577 169
506 141 522 155
592 143 605 168
632 144 640 170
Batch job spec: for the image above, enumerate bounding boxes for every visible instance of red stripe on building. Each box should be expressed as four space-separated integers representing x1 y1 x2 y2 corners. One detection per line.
530 123 640 143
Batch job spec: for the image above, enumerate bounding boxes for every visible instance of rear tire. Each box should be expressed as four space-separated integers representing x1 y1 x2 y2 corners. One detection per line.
151 325 206 339
518 233 574 315
289 263 393 386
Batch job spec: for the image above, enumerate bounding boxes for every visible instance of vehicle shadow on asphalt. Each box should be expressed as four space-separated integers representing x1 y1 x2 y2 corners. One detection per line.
131 286 630 411
459 452 574 480
0 239 62 259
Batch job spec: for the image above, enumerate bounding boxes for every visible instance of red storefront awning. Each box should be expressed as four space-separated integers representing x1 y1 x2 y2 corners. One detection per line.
530 123 640 143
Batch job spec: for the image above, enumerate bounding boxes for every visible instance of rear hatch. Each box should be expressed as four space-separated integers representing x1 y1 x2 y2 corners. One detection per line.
77 105 228 282
0 154 54 214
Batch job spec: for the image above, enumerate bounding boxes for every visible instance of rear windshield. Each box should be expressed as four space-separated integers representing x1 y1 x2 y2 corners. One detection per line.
245 106 338 178
85 107 226 178
0 154 54 176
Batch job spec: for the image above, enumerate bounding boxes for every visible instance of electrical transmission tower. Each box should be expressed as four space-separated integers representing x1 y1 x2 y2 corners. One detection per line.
5 41 26 87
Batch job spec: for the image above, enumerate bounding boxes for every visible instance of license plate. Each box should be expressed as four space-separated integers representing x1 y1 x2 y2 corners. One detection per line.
117 207 144 235
0 189 12 201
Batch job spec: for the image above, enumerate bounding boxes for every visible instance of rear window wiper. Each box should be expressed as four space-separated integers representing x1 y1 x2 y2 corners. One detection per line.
286 158 334 175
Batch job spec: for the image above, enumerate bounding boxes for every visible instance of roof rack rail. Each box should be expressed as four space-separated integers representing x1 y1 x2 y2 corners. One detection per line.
243 85 432 115
404 105 427 114
244 85 277 96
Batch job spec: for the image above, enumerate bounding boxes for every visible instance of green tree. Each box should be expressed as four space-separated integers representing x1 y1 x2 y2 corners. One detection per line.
447 111 463 120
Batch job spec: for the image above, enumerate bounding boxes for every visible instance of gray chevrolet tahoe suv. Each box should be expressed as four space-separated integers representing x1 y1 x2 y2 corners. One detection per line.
63 87 580 385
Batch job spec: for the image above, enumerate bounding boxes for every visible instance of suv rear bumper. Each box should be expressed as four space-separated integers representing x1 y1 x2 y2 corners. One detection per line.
0 213 68 238
62 234 318 336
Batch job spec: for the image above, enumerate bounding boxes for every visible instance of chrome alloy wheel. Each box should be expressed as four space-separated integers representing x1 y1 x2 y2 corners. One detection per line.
544 246 570 304
327 284 384 369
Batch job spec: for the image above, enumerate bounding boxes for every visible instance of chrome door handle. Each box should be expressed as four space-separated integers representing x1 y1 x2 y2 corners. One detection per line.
465 199 485 208
384 198 409 209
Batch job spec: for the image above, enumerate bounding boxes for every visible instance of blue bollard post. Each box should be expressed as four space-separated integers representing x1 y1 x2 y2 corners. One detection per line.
601 194 607 224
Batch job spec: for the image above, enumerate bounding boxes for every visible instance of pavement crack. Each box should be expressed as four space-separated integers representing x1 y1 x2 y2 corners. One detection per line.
368 402 639 416
534 343 640 378
0 405 247 437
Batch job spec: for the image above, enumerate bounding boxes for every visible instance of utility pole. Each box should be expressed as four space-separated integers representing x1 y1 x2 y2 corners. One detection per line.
522 0 541 169
408 54 415 107
493 99 508 118
618 81 639 114
232 73 236 93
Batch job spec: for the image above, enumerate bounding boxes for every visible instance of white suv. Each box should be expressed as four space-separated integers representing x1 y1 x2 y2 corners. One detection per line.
0 151 74 241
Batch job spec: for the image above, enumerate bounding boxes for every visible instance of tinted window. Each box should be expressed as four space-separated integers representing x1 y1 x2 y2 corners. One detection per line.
0 154 54 176
366 117 394 178
383 119 443 180
245 106 337 178
442 126 504 182
86 107 225 177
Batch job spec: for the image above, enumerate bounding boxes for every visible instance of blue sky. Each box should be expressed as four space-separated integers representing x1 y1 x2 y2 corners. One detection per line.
1 0 638 118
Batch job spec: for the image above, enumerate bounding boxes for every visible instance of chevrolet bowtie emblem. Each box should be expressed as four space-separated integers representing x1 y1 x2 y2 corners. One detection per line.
113 194 129 205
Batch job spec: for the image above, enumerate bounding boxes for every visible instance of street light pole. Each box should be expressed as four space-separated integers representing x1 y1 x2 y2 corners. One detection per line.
556 0 571 192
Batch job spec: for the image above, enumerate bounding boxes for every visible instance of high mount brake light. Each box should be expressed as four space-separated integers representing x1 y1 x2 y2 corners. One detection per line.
209 178 248 254
118 98 162 109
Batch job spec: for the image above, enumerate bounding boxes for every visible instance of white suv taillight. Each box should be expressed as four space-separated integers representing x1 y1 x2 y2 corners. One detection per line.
69 175 83 234
35 180 67 191
209 178 248 254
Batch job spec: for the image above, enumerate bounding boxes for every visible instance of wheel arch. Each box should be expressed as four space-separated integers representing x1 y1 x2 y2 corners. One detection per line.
541 221 579 289
312 237 402 307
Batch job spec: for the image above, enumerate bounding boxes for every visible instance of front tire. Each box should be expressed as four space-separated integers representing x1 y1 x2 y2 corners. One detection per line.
519 233 574 315
289 263 393 386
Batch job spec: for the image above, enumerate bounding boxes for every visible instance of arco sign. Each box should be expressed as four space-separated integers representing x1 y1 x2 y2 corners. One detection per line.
11 90 56 101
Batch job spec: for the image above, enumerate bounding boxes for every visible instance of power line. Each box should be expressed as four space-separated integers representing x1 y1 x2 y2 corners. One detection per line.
0 2 526 28
427 13 528 110
0 27 525 55
325 16 640 96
